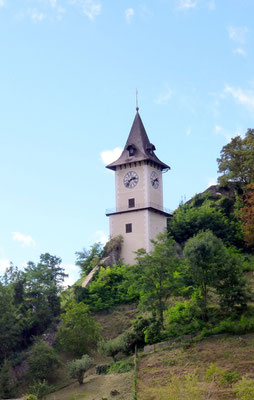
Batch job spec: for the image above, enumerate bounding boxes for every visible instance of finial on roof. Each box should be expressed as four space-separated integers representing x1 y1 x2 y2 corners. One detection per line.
136 89 139 111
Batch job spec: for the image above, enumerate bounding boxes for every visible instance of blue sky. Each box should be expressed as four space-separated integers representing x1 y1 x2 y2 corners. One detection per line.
1 0 254 284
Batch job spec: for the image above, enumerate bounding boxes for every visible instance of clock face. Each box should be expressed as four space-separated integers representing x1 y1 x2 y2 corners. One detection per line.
123 171 139 189
150 171 159 189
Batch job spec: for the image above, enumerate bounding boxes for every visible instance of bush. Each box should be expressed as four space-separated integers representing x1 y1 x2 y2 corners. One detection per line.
24 395 38 400
107 360 133 374
199 315 254 338
57 302 100 356
26 380 55 400
164 299 205 338
98 336 125 362
95 364 110 375
205 363 239 385
28 341 60 381
233 377 254 400
67 354 92 385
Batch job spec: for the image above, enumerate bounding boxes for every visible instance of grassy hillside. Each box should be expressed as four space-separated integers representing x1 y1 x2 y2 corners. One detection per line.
137 333 254 400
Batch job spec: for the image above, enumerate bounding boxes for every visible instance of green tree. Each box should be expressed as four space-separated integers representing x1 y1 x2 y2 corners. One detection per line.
28 341 60 381
67 355 92 385
217 129 254 186
75 243 103 275
184 230 248 319
57 302 100 356
0 284 22 361
0 359 15 399
168 202 242 247
24 253 67 334
134 233 180 326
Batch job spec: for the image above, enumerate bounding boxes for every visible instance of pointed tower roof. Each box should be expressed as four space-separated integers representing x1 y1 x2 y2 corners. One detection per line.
106 109 170 171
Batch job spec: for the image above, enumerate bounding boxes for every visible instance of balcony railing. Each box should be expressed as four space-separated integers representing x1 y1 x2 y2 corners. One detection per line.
106 202 172 216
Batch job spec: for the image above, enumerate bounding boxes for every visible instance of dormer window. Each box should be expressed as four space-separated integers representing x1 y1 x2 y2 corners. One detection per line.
127 144 136 157
146 143 156 156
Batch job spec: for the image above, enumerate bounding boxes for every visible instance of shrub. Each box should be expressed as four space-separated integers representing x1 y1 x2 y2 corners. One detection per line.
26 380 55 400
28 340 60 381
233 377 254 400
95 364 110 375
205 363 240 386
164 298 205 338
107 360 133 374
24 395 38 400
98 336 124 362
67 354 92 385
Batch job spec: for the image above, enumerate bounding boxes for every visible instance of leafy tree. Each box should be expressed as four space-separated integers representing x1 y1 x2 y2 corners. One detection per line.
184 230 249 319
75 243 103 275
134 233 180 326
24 253 67 334
28 341 60 381
57 302 100 356
168 202 243 247
241 183 254 248
0 284 22 360
0 359 15 399
217 129 254 186
67 354 92 385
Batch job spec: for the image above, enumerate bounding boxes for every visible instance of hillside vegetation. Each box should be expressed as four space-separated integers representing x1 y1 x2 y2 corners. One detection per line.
0 129 253 399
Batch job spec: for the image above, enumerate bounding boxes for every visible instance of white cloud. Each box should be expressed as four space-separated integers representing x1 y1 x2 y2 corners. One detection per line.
0 0 5 8
29 9 46 22
0 259 10 275
12 232 36 247
224 85 254 112
186 127 192 136
100 147 123 165
70 0 101 20
177 0 198 10
92 230 108 245
125 8 134 23
228 26 248 44
233 47 246 57
155 86 173 105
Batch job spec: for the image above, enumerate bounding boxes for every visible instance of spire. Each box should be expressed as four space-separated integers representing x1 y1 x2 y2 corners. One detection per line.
106 110 170 171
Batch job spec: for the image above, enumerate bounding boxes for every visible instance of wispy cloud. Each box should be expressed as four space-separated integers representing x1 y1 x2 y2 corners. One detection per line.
125 8 134 23
186 127 192 136
0 0 5 8
233 47 246 57
155 85 173 105
227 26 248 44
70 0 101 20
29 9 46 23
224 85 254 113
12 232 36 247
100 147 123 165
177 0 199 10
0 259 10 275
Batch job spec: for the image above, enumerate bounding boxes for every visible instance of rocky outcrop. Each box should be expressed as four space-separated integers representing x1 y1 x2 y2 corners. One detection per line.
82 236 123 288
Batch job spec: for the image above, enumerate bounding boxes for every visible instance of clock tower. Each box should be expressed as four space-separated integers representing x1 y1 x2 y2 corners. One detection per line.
106 108 171 265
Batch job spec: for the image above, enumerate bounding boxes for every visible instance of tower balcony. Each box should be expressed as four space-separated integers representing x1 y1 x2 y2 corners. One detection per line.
106 202 172 217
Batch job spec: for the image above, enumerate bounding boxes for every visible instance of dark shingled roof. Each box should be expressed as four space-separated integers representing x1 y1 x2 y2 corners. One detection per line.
106 110 170 171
